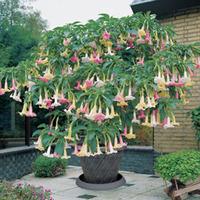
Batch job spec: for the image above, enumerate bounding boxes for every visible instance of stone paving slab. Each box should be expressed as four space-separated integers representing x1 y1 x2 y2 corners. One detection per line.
14 166 200 200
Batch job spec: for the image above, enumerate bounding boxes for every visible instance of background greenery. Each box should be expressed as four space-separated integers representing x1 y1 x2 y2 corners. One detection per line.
0 0 46 145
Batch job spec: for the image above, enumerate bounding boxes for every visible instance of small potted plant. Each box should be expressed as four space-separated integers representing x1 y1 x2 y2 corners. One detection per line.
0 13 200 189
33 155 67 177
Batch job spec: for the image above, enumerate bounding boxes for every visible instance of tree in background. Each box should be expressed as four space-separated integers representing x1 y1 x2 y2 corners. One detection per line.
0 0 47 67
0 0 47 142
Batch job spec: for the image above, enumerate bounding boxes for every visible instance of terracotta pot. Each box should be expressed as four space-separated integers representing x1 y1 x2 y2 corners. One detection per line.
80 149 123 184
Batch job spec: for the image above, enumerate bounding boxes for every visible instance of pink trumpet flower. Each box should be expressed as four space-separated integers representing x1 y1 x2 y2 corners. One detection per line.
146 96 152 108
163 117 174 129
154 91 160 100
89 41 97 49
119 135 127 147
62 146 71 159
94 111 106 123
195 57 200 69
105 46 114 56
132 111 140 124
63 38 71 46
171 114 180 126
26 103 37 117
93 54 103 64
115 44 123 51
81 53 90 63
70 54 79 63
125 85 135 101
36 94 43 106
138 110 145 119
105 107 113 119
74 81 81 90
187 67 194 77
151 110 158 127
13 91 22 102
64 98 76 114
19 103 28 116
145 31 151 43
137 57 144 65
39 76 49 83
127 39 135 48
85 104 97 120
125 126 136 139
110 105 118 117
114 92 125 102
0 83 5 95
85 79 94 88
48 132 53 136
174 76 184 87
39 69 54 83
35 59 42 65
59 93 69 105
4 78 10 92
175 91 179 99
135 94 146 110
67 66 73 75
80 103 89 114
53 153 61 158
107 140 117 154
10 90 17 100
95 140 103 155
154 71 165 84
52 92 61 107
122 126 127 136
44 98 52 109
34 135 44 151
76 143 90 157
114 92 128 107
181 71 191 84
11 79 17 91
142 115 151 127
81 79 94 90
102 31 111 40
95 77 105 88
114 136 123 149
43 146 52 157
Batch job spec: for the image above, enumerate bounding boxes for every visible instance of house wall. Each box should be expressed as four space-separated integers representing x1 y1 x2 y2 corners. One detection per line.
154 7 200 153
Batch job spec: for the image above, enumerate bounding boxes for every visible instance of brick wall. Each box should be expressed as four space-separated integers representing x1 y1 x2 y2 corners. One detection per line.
154 8 200 153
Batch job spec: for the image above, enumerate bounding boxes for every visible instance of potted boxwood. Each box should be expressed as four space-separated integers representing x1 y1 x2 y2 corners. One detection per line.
33 155 67 177
0 13 200 189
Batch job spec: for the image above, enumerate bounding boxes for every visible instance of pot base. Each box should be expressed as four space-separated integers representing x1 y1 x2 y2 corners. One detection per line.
76 173 126 190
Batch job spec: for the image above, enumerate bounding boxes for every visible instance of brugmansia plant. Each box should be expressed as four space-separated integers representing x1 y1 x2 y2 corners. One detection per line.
0 13 200 158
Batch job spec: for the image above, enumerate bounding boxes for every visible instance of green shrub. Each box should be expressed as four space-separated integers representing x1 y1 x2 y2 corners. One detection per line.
33 155 67 177
155 150 200 183
0 181 53 200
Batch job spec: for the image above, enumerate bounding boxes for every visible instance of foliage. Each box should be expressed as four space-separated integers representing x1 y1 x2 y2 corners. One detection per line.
0 0 47 67
190 106 200 141
33 155 67 177
155 150 200 183
0 12 200 158
126 125 153 146
0 181 53 200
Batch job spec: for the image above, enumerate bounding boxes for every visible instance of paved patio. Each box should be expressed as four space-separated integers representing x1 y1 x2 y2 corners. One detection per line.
14 166 199 200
